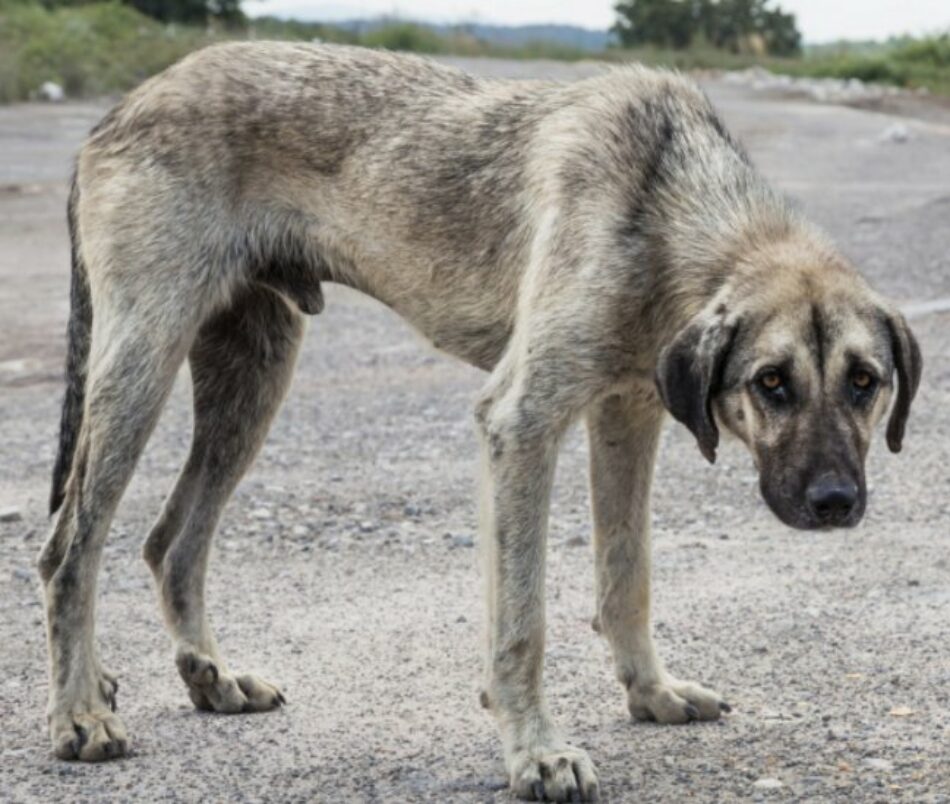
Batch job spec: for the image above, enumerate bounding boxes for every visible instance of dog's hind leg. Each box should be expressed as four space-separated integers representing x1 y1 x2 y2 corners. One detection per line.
587 392 727 724
40 310 194 761
143 285 304 713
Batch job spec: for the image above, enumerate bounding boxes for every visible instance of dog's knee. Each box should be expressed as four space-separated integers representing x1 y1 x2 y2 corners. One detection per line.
476 392 560 462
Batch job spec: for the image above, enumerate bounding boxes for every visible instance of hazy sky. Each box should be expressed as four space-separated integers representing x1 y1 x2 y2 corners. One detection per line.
242 0 949 43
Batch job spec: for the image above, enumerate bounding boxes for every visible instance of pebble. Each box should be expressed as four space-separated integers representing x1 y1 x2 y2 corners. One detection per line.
565 535 588 547
752 777 784 790
864 758 893 772
12 568 32 582
38 81 65 102
0 507 23 523
879 123 911 143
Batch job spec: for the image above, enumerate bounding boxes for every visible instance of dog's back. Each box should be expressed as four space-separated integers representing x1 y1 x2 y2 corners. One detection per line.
76 43 761 367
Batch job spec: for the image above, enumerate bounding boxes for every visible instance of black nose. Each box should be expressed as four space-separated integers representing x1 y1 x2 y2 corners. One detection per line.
806 478 858 525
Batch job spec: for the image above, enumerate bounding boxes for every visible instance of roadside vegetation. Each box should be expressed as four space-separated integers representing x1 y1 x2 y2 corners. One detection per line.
0 0 948 103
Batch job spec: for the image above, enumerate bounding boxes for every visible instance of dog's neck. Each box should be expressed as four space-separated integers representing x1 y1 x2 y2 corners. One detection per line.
654 195 844 345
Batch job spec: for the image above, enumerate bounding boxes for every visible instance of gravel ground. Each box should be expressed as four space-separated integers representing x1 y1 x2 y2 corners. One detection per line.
1 59 949 803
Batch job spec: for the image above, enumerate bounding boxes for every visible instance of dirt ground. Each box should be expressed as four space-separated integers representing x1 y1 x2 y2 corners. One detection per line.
1 58 948 803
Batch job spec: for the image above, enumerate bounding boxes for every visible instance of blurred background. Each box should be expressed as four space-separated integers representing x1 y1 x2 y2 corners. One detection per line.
0 0 948 104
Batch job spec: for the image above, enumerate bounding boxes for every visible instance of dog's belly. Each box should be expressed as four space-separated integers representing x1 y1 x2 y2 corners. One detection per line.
327 242 517 372
418 314 513 371
290 199 522 372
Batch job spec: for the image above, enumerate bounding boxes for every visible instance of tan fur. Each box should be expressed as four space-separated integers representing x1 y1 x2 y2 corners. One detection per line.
38 43 920 800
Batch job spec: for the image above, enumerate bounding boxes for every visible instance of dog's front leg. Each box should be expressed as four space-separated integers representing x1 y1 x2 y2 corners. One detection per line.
587 392 728 724
476 383 599 803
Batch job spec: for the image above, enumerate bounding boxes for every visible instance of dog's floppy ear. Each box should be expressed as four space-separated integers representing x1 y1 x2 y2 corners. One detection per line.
655 310 738 464
883 310 922 453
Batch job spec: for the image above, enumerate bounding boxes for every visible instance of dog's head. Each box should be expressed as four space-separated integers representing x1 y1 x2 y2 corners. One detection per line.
656 238 921 530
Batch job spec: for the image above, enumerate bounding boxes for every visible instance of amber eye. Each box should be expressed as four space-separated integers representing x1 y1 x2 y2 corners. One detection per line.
852 370 873 389
760 371 783 391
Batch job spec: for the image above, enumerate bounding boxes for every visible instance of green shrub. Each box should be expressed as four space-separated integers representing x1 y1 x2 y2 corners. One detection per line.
0 1 215 102
361 23 446 54
893 34 950 68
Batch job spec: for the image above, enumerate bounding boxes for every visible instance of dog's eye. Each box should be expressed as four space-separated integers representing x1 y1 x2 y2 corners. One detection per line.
852 370 873 390
759 371 783 392
756 369 790 404
850 369 878 404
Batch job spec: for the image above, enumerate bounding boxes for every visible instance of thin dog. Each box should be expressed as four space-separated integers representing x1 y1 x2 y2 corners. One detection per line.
39 43 921 801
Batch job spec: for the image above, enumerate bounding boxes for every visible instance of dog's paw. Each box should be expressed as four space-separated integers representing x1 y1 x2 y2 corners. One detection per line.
509 744 599 802
50 706 129 761
176 647 285 714
628 676 729 724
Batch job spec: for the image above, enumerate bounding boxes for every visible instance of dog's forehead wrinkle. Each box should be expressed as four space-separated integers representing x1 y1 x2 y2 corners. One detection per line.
822 311 889 382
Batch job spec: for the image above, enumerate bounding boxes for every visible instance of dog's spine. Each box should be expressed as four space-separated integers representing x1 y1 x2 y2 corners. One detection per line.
49 171 91 515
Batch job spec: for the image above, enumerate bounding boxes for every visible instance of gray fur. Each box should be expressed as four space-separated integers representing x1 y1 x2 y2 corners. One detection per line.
38 43 919 799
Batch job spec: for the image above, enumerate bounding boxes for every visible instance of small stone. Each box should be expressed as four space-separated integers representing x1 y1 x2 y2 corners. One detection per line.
879 123 910 144
358 521 376 533
888 706 915 717
13 567 32 582
565 535 588 547
448 534 474 549
864 758 893 772
38 81 64 102
249 507 272 520
0 507 23 523
752 777 784 790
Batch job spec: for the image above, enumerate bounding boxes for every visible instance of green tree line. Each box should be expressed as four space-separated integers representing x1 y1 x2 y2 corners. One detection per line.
32 0 243 25
613 0 801 56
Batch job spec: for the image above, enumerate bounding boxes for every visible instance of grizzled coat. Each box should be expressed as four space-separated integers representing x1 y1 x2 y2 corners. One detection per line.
40 43 919 802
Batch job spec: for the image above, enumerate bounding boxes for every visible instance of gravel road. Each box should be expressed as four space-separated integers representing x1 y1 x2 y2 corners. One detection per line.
1 58 948 802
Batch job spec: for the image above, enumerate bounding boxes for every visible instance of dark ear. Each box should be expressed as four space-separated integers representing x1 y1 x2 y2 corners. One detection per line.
884 311 922 453
655 313 738 464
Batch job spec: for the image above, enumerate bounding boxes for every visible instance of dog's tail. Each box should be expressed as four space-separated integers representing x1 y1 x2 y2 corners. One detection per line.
50 172 92 516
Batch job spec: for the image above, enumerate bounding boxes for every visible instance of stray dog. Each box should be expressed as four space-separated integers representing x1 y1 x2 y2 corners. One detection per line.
39 43 920 800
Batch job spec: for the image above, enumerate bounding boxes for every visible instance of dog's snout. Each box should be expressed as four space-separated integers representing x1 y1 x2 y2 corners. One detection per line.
806 477 858 525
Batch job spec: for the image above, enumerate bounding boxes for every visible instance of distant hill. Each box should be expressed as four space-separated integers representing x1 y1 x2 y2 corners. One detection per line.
336 19 612 52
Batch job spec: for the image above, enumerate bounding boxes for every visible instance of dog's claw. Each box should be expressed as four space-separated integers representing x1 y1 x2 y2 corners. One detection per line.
532 780 546 801
685 703 700 721
720 701 732 713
